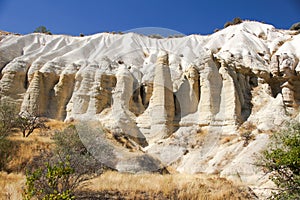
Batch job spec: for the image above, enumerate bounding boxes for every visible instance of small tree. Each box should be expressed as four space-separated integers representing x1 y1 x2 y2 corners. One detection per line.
0 100 17 170
0 101 18 138
260 122 300 199
34 26 52 35
17 111 47 137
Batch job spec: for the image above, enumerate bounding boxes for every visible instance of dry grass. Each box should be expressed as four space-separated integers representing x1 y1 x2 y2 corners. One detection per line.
220 135 238 144
45 119 69 131
5 129 54 173
0 120 253 199
81 171 252 199
0 172 25 200
4 119 70 172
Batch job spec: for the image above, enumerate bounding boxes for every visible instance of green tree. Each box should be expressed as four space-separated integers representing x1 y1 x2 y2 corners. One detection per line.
0 101 18 138
0 100 17 170
34 26 52 35
260 122 300 199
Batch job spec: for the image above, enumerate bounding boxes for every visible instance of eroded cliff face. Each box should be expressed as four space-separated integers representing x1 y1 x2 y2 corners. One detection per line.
1 21 300 197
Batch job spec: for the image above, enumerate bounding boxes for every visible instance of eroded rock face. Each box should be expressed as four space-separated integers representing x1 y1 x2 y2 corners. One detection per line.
1 21 300 197
148 51 175 142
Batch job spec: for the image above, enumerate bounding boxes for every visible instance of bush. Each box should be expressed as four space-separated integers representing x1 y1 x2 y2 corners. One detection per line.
239 122 256 147
290 22 300 31
0 101 17 170
23 158 76 200
260 122 300 199
224 17 243 28
34 26 52 35
0 101 18 137
24 125 105 199
51 125 104 175
233 17 243 25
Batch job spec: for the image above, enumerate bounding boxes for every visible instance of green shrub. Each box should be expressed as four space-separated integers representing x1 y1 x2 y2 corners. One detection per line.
0 101 18 138
0 101 18 170
260 122 300 199
24 158 76 200
34 26 52 35
24 125 106 199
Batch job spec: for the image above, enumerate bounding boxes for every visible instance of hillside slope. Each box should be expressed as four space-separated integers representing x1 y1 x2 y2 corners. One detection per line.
1 21 299 197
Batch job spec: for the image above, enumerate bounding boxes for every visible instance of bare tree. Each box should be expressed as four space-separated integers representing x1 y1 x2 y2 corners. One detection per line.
17 111 48 137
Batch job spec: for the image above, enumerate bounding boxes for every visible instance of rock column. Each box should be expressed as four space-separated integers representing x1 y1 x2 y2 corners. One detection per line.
149 51 175 141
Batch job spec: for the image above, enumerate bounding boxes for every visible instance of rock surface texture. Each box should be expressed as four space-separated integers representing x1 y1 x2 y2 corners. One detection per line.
1 21 300 197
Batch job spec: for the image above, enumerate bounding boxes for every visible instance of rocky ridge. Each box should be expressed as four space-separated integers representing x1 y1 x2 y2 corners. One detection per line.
1 21 300 197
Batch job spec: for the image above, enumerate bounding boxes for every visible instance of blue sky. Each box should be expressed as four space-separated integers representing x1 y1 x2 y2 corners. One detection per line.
0 0 299 36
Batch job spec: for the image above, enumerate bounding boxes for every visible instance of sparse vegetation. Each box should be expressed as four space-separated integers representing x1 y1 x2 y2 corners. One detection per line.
224 17 243 28
239 121 256 146
167 34 185 38
33 26 52 35
259 122 300 199
148 34 164 39
290 22 300 31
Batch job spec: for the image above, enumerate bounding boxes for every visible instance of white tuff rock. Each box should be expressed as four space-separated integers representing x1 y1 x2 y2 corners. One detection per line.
1 21 300 198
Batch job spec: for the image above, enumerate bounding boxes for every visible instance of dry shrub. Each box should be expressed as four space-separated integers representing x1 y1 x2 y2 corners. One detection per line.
239 122 256 147
221 135 237 144
7 140 52 173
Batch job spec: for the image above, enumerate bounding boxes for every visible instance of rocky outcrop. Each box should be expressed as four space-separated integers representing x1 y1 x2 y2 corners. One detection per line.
148 51 175 142
1 21 300 197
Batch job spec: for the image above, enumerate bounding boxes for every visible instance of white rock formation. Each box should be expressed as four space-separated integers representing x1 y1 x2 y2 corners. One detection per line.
1 21 300 197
